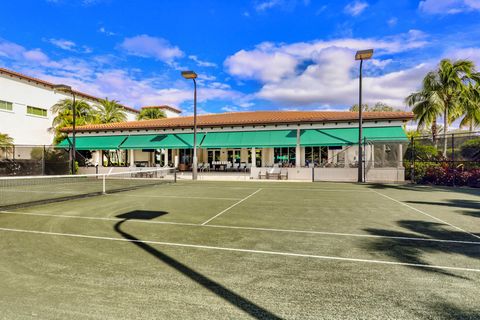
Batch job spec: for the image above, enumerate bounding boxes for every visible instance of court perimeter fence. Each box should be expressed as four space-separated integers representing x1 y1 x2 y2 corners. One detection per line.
0 145 71 176
405 131 480 187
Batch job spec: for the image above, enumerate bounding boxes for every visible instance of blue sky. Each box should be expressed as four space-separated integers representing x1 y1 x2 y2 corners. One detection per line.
1 0 479 115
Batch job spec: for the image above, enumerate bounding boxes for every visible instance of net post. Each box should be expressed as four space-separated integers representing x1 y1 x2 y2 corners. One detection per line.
174 167 177 183
102 174 106 194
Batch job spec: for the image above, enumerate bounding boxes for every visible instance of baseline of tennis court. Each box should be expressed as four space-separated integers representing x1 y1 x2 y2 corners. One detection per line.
0 181 479 319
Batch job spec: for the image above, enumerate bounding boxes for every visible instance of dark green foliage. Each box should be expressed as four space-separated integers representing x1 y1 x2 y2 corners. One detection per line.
460 138 480 161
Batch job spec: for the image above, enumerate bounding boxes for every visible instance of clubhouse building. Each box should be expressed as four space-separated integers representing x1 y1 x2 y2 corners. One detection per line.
60 110 413 182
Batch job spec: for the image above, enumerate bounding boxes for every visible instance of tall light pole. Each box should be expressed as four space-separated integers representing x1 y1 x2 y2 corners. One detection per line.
53 84 76 174
181 70 198 180
355 49 374 183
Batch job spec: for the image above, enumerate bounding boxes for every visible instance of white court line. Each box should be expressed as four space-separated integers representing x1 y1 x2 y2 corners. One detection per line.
2 210 479 245
0 226 479 273
106 194 242 201
370 190 480 241
201 188 263 225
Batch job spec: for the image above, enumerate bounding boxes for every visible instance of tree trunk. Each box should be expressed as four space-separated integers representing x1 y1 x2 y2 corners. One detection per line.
443 107 448 158
431 120 438 147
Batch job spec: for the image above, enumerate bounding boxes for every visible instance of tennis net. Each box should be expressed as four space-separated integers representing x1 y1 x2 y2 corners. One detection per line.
0 167 176 210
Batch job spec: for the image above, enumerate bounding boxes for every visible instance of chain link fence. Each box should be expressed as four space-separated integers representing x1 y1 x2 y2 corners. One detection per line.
404 131 480 187
0 145 70 176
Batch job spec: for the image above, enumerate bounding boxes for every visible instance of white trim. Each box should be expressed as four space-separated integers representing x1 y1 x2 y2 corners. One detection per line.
2 210 478 245
370 190 480 240
0 226 479 273
201 188 263 225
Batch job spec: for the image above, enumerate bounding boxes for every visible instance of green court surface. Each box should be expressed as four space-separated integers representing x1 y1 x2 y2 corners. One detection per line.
0 181 479 319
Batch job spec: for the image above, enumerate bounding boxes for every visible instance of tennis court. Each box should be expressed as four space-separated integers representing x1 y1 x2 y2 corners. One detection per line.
0 174 479 319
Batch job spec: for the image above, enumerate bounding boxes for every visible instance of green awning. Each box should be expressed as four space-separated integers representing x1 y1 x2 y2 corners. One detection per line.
301 126 407 146
200 130 297 148
57 135 128 150
119 133 205 149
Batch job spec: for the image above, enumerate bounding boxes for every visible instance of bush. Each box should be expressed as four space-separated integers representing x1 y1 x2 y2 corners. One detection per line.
404 144 439 161
460 138 480 161
404 161 441 183
420 165 480 187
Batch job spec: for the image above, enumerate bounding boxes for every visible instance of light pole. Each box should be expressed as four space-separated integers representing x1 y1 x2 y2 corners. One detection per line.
53 84 76 174
354 49 374 183
181 70 198 180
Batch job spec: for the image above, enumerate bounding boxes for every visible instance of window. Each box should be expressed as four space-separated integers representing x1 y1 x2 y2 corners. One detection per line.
227 149 241 163
207 150 221 163
304 146 329 166
0 100 13 111
27 106 47 117
274 147 296 166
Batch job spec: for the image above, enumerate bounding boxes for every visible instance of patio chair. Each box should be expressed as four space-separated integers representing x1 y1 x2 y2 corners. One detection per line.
258 169 266 179
267 167 281 180
225 162 232 171
280 169 288 180
239 163 246 172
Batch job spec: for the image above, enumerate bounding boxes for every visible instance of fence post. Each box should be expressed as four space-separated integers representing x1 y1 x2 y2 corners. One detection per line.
42 145 46 176
363 137 367 182
452 133 455 186
410 136 415 184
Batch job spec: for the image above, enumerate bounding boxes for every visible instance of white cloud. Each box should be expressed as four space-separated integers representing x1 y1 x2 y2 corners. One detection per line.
419 0 480 14
188 55 217 67
225 32 432 107
446 47 480 66
224 46 299 82
98 27 116 36
48 38 76 51
344 1 368 16
0 37 244 111
119 35 184 63
255 0 282 11
225 30 428 84
387 17 398 27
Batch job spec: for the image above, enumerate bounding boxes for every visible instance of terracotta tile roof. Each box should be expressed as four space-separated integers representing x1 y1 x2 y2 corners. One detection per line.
0 67 139 114
64 110 413 132
141 105 182 113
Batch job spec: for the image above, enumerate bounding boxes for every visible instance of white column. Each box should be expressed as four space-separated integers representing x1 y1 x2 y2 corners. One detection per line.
295 128 301 168
397 144 403 168
164 149 169 167
251 147 256 167
129 149 135 167
344 147 349 168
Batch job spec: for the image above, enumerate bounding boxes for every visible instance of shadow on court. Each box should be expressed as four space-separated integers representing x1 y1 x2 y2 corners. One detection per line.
113 210 282 320
431 301 480 320
364 220 480 279
406 200 480 219
367 184 480 197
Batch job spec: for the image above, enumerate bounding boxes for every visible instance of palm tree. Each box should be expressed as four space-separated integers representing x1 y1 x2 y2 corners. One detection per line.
50 99 94 144
93 98 127 124
0 133 13 145
136 107 166 120
459 84 480 132
406 59 479 156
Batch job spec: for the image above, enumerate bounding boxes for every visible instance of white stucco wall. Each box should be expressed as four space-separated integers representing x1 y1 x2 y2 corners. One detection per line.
0 73 138 146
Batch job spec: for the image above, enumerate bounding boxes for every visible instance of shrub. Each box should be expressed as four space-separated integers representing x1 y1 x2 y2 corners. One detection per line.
404 144 439 161
420 165 480 187
460 138 480 161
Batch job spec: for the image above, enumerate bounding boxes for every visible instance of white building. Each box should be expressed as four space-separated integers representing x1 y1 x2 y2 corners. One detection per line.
60 110 413 182
0 68 140 145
